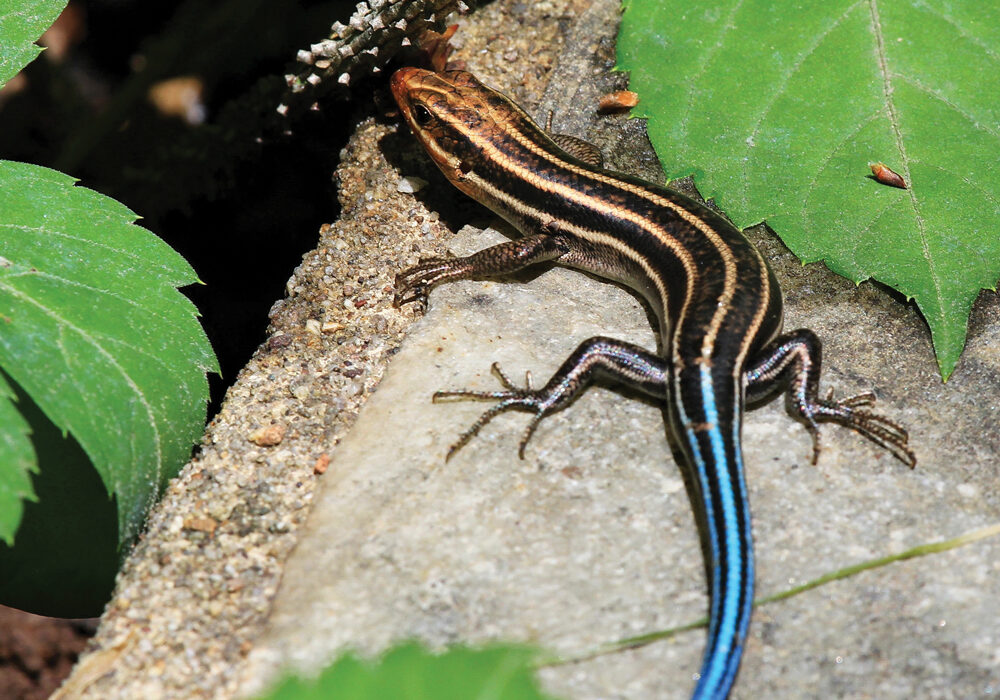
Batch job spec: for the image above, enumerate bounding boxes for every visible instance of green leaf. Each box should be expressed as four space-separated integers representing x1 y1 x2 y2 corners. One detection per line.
0 0 216 614
618 0 1000 379
257 643 560 700
0 0 68 88
0 371 37 544
0 160 217 549
0 378 119 616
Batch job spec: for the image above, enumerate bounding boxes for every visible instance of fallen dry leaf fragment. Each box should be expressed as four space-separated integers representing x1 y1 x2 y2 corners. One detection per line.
598 90 639 114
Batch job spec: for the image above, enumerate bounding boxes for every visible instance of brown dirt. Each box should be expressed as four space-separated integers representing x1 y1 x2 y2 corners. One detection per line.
0 606 95 700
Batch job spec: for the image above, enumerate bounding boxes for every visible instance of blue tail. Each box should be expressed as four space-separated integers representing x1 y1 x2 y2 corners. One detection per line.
675 364 755 700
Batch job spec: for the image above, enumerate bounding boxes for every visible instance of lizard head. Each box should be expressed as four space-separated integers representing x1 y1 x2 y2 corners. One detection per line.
390 67 534 191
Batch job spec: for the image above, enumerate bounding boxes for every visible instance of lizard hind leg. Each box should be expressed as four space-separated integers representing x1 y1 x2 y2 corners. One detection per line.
744 328 916 467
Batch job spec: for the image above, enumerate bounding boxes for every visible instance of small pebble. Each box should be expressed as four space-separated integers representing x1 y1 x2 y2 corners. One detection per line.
396 176 428 193
314 454 331 475
248 424 286 446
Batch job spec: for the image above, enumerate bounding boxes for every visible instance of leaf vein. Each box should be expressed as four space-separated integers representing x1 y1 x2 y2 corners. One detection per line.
916 3 1000 66
0 284 165 475
891 73 1000 141
855 198 903 253
742 0 865 211
800 109 885 236
912 161 1000 210
0 279 182 375
678 0 748 144
0 223 169 272
0 265 195 335
868 0 945 327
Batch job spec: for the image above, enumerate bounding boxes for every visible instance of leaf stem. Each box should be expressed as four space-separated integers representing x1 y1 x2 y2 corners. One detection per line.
537 522 1000 667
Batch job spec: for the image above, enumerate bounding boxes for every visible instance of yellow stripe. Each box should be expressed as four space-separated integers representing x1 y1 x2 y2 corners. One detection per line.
461 161 696 369
415 75 771 377
483 113 742 362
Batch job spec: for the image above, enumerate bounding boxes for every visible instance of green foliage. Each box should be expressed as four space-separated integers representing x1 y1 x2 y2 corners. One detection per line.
258 643 560 700
0 161 216 539
0 0 217 615
0 372 35 542
0 0 67 86
618 0 1000 379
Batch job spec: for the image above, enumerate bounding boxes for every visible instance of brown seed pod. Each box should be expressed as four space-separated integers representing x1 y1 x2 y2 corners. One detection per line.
869 162 907 189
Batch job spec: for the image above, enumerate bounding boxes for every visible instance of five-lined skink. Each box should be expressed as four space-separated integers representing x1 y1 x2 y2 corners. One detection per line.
389 66 915 699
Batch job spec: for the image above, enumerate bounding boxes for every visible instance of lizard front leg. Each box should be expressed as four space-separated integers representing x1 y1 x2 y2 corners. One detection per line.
433 336 668 460
394 232 569 308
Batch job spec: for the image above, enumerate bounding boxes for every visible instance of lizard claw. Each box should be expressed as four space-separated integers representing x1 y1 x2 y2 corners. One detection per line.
434 362 551 460
394 256 461 309
799 391 915 468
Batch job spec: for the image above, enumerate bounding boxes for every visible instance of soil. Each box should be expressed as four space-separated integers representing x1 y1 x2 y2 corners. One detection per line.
0 606 95 700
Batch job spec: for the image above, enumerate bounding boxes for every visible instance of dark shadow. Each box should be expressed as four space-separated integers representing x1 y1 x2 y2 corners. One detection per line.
0 374 119 618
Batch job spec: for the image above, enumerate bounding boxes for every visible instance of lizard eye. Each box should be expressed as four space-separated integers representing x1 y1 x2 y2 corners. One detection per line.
412 103 432 126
